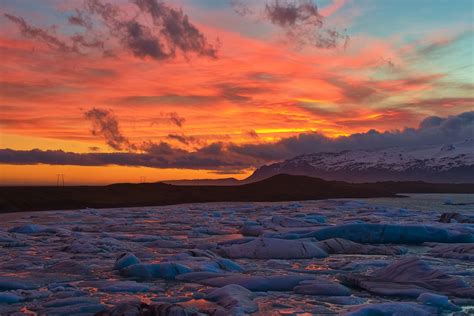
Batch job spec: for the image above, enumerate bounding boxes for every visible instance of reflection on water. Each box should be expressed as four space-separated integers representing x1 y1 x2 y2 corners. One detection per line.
19 307 37 316
304 263 327 271
180 299 217 310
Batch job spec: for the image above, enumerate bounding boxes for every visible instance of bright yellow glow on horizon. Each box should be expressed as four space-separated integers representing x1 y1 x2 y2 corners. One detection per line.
0 164 252 186
0 133 101 153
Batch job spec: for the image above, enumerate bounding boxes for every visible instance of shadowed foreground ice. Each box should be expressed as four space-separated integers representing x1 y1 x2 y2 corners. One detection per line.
0 197 473 315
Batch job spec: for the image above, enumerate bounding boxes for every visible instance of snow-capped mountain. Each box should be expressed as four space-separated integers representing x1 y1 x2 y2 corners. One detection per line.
246 140 474 183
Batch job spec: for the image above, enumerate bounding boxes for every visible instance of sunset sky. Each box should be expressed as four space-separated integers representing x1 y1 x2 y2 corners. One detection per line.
0 0 473 185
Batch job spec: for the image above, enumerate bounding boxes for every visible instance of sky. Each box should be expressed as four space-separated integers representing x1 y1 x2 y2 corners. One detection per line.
0 0 473 185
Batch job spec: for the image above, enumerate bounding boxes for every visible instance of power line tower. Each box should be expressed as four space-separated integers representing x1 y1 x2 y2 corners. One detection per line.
56 174 65 187
139 176 147 183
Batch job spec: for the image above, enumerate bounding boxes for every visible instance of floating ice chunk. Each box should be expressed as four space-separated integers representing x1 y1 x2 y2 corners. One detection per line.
269 215 316 227
192 227 229 235
46 260 92 275
218 238 327 259
111 299 203 314
175 271 228 283
302 223 473 244
342 201 367 208
329 259 390 272
303 214 326 224
101 233 159 243
177 274 315 292
63 238 101 253
43 296 100 308
240 221 263 237
318 238 407 255
0 276 39 290
417 293 461 311
261 232 302 239
163 250 244 273
426 243 474 260
317 296 366 305
346 302 432 316
101 281 150 293
0 292 23 304
216 258 244 273
294 278 351 296
114 253 141 270
78 280 150 293
96 300 142 315
444 198 454 205
310 305 339 314
287 202 302 208
341 257 474 298
18 289 52 301
0 231 29 248
205 284 258 315
44 302 104 315
105 303 196 315
439 212 474 223
120 263 192 280
0 232 17 243
64 237 133 253
145 239 187 248
8 224 56 234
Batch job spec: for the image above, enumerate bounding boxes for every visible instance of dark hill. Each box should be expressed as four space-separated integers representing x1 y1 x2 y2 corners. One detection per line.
1 174 473 213
162 178 240 186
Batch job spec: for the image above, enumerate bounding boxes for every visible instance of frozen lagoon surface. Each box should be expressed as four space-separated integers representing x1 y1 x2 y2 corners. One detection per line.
0 194 473 315
348 193 474 212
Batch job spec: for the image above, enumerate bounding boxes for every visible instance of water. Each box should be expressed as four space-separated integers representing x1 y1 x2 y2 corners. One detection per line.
350 193 474 212
1 194 473 314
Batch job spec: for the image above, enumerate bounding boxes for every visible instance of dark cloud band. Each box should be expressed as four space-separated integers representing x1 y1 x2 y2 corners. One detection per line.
1 111 472 171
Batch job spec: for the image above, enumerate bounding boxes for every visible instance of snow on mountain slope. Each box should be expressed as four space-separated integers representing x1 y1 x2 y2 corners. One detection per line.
247 140 474 183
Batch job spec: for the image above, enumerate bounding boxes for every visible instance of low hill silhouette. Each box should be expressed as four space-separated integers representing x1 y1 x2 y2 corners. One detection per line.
1 174 473 213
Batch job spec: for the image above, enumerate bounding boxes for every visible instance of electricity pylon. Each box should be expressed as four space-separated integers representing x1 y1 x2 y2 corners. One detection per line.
56 174 65 187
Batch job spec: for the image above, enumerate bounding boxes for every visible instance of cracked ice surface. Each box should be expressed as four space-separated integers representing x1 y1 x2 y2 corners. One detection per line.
0 195 473 315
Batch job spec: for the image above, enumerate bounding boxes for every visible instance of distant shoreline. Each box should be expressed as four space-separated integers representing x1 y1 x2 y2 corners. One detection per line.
1 174 473 213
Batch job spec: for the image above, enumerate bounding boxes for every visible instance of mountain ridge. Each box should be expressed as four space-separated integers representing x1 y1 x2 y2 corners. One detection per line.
246 140 474 183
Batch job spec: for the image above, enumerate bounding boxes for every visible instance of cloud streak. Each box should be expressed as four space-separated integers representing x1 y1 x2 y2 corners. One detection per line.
150 112 186 127
4 14 77 53
110 82 268 106
264 0 323 28
167 134 200 145
165 112 186 127
4 0 219 61
233 0 349 49
84 108 135 151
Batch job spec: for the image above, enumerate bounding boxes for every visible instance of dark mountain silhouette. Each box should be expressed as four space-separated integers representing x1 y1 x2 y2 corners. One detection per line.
1 174 473 213
162 178 240 186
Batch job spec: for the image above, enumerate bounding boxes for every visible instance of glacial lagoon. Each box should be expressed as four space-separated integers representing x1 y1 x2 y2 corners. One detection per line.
0 195 473 315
